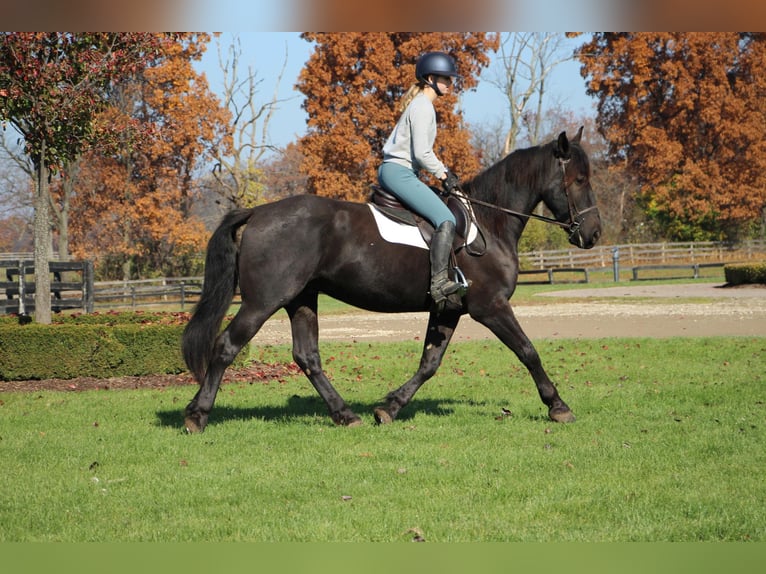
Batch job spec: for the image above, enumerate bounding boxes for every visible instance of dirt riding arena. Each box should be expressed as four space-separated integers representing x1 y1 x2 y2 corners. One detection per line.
250 282 766 344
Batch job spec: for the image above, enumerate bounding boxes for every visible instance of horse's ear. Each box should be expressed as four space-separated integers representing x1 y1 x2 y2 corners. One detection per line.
572 125 583 144
555 131 571 160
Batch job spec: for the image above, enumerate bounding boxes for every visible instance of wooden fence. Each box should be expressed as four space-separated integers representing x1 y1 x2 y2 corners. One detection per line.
92 277 204 310
1 239 764 313
519 239 766 270
1 260 95 315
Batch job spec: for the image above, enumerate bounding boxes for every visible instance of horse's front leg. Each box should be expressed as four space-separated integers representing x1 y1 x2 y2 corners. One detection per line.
374 309 461 424
473 300 575 423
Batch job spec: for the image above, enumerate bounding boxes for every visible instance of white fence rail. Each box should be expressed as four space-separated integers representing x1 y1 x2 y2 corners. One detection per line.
518 240 766 270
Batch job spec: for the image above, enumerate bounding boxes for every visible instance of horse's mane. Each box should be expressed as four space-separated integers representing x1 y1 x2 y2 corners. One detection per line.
465 139 558 207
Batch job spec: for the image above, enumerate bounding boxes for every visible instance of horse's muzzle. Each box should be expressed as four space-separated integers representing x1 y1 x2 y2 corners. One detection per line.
567 207 602 249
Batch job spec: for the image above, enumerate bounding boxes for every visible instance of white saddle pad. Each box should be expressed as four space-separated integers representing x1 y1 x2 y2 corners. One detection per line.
368 200 479 250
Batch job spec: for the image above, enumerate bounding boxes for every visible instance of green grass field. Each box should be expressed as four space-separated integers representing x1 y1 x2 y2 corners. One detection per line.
1 336 763 542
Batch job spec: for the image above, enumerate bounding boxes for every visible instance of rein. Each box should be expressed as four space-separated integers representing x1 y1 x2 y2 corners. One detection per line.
452 157 597 242
455 193 571 230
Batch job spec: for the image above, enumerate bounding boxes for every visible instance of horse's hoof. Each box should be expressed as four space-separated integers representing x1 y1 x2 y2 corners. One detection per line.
184 416 205 433
333 411 363 427
373 407 393 425
549 407 576 423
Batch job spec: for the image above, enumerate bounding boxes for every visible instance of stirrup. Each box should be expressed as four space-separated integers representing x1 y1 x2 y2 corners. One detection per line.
452 266 470 295
430 266 470 312
431 267 469 299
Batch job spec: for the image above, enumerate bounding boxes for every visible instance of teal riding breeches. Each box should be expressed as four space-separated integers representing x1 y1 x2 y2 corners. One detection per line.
377 162 455 228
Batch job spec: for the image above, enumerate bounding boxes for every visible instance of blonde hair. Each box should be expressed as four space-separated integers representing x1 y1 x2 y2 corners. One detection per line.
398 83 424 113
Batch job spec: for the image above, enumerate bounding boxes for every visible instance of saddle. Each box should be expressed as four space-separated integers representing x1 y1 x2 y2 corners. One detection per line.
368 184 479 251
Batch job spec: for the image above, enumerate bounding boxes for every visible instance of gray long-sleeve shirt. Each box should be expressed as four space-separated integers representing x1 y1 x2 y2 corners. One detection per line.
382 92 447 179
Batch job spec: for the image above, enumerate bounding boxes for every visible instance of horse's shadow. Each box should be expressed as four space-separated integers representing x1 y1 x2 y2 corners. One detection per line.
155 394 461 430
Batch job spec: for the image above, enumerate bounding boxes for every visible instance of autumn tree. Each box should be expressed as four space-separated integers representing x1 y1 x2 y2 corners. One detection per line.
66 33 230 280
0 33 168 322
296 33 499 202
576 32 766 241
260 141 308 201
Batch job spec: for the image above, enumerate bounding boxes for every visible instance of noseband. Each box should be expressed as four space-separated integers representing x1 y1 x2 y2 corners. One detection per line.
558 157 599 243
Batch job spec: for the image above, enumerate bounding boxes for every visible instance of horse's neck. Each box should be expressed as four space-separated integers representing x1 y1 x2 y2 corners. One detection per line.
466 154 553 256
476 149 545 203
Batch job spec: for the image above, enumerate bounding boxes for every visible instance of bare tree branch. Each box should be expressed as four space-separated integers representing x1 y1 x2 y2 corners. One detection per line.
487 32 573 154
212 35 296 207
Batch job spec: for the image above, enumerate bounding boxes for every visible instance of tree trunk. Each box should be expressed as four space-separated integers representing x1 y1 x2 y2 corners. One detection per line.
53 158 77 261
33 157 52 324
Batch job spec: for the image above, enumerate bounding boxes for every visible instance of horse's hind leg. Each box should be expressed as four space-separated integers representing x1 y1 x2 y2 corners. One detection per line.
286 293 362 426
184 303 269 432
374 309 460 424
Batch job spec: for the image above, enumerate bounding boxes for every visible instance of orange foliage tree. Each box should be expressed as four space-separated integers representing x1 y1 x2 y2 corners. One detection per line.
67 34 232 279
296 33 499 202
1 33 168 321
576 32 766 240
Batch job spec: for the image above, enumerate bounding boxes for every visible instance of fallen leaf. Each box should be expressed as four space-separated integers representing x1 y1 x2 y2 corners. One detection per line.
341 495 353 501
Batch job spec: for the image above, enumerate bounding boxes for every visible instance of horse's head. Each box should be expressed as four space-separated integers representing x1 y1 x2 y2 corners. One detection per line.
543 127 602 249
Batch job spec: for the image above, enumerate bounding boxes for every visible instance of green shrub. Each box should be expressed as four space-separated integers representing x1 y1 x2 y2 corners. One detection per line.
0 323 185 380
724 262 766 285
0 312 246 381
0 310 192 327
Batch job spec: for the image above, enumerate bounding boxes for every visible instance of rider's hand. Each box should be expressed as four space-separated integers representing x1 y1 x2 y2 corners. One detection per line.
441 170 460 196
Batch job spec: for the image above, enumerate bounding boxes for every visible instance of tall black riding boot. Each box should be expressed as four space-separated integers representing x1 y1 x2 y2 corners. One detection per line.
429 220 466 309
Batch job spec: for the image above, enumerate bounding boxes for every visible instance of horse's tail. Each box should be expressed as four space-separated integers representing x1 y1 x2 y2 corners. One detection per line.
182 208 254 382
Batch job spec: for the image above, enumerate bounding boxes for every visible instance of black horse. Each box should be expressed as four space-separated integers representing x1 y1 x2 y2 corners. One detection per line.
182 128 602 432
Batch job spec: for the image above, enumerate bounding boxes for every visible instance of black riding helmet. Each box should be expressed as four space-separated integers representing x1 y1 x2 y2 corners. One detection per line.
415 51 459 96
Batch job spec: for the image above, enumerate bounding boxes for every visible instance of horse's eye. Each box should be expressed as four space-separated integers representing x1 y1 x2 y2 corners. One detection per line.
576 175 587 185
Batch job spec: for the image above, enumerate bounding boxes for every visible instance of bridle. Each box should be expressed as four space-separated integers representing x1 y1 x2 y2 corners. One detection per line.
453 157 598 244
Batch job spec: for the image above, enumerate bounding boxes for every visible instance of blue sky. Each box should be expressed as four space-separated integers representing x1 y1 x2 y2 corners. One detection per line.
194 32 597 151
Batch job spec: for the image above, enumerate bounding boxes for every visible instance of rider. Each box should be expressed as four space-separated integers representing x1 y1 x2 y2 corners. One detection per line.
377 51 465 309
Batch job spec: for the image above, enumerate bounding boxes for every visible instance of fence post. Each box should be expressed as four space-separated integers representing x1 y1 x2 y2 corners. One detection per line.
83 260 94 313
612 247 620 282
16 259 26 316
